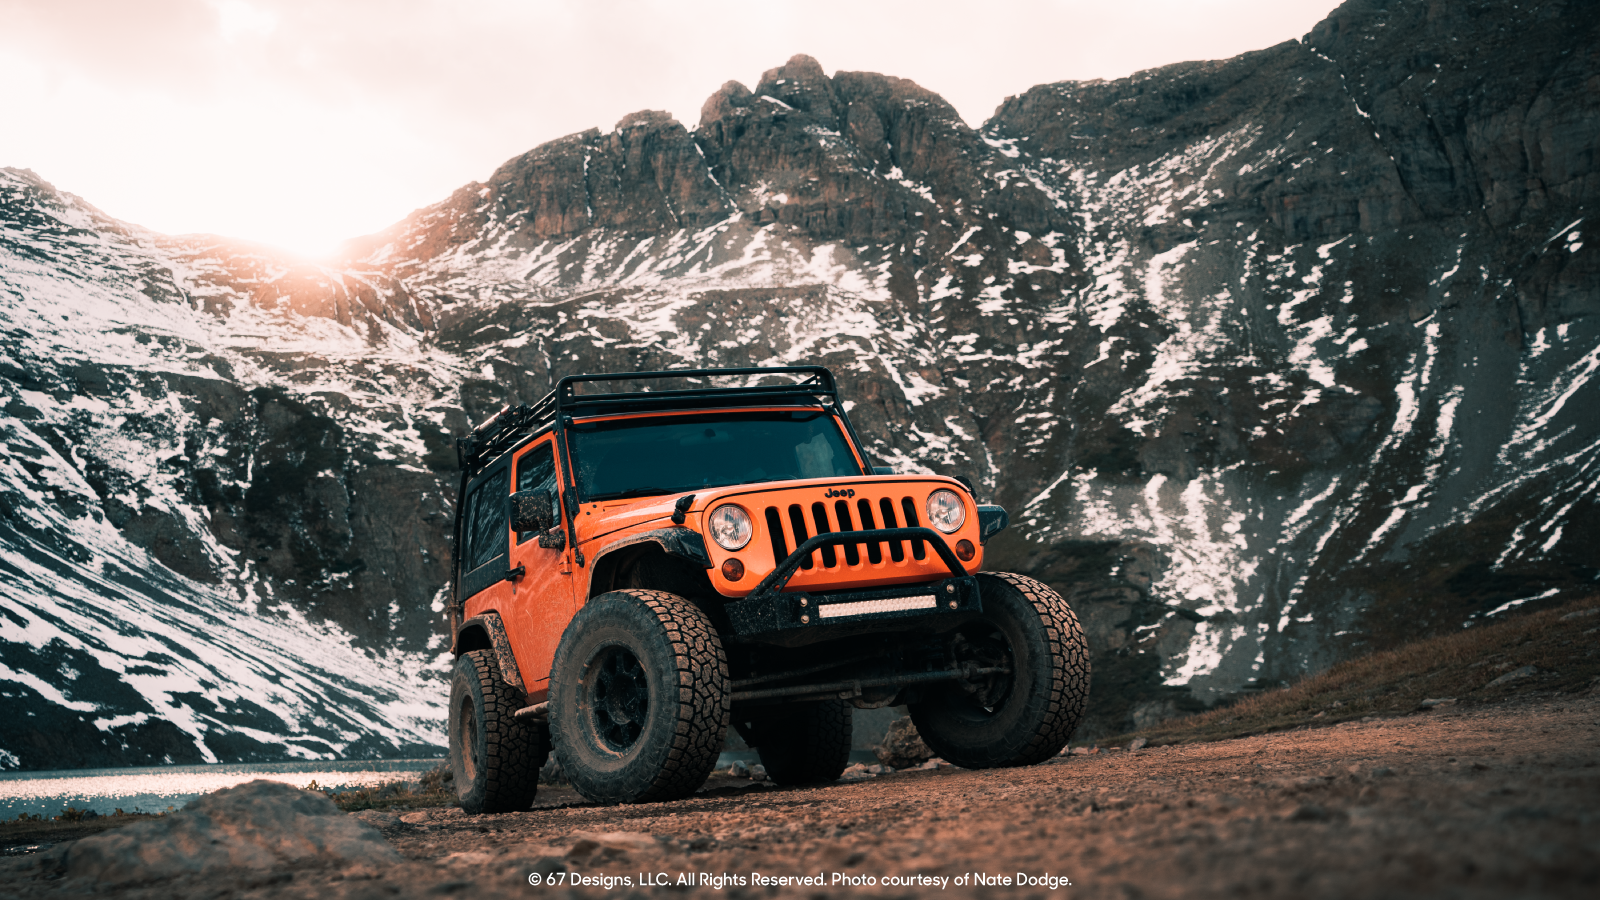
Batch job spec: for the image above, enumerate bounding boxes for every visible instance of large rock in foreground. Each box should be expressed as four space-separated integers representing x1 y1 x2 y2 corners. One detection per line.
874 715 935 769
48 780 401 885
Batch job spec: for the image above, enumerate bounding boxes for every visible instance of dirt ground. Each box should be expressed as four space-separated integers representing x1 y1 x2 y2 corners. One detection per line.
11 695 1600 899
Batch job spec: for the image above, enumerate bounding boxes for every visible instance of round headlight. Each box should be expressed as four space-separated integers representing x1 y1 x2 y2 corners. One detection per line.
926 489 966 534
708 504 753 551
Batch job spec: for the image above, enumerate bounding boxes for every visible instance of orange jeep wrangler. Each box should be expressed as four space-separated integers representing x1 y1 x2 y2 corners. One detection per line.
445 366 1089 811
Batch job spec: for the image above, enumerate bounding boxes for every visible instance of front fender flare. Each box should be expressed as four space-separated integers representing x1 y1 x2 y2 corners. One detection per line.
591 526 712 570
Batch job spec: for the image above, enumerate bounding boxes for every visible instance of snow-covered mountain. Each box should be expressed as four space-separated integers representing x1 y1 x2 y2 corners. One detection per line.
2 0 1595 766
0 176 455 767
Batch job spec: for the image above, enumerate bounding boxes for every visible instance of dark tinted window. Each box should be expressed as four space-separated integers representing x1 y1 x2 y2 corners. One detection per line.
570 410 862 501
462 469 509 573
516 442 559 544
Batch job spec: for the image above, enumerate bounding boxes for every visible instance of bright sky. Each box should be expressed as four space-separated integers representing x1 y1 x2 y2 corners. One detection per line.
0 0 1343 258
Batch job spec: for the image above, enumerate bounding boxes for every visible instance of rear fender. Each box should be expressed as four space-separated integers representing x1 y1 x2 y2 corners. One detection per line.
453 612 525 693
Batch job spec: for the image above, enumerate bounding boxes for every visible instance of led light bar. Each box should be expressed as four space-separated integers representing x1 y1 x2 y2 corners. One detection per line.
816 594 937 620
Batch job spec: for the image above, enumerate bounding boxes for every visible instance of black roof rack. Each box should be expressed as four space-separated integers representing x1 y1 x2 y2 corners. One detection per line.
455 366 841 480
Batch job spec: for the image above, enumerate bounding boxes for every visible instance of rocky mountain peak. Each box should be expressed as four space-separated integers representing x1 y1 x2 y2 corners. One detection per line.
615 109 681 132
467 107 732 243
752 53 842 127
372 55 1047 260
698 79 755 127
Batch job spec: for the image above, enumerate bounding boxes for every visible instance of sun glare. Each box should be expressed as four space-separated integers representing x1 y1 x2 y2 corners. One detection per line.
0 1 1344 263
212 0 279 43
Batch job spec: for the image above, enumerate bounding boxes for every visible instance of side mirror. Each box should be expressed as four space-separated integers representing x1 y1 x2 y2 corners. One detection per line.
511 490 556 533
872 466 896 475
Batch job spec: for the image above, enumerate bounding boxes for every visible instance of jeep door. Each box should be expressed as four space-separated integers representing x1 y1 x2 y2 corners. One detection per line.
504 437 575 700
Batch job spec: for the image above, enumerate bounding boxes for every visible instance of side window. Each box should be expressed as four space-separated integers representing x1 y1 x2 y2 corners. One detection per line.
515 442 560 544
462 469 510 574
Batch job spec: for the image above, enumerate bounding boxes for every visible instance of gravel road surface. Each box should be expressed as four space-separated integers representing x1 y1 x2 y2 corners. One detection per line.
12 696 1599 898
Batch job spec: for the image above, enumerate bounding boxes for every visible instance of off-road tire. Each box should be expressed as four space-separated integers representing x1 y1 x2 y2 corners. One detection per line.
448 649 548 814
549 589 730 804
742 698 853 785
909 572 1089 769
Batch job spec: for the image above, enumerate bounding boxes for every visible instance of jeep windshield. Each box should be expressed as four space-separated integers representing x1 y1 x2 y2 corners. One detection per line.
570 409 865 502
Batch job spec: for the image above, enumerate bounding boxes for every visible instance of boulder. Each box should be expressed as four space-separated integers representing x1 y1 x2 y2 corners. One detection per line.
54 780 400 886
539 755 567 785
1485 665 1539 689
838 763 877 782
874 716 934 769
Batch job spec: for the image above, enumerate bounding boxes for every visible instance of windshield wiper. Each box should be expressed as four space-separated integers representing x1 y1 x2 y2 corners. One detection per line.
591 475 807 501
589 487 680 501
729 475 797 486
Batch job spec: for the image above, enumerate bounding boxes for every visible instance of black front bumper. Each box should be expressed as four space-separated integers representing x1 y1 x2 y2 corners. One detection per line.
721 527 982 646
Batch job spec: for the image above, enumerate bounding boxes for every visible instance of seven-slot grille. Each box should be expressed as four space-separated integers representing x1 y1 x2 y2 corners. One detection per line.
763 495 931 571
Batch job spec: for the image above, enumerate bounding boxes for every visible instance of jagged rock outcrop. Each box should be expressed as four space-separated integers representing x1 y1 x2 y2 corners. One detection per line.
692 55 1014 243
487 111 733 238
977 0 1598 703
1 0 1594 763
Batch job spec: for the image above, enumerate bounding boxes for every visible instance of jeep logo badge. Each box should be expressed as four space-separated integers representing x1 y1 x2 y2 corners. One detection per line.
823 487 856 498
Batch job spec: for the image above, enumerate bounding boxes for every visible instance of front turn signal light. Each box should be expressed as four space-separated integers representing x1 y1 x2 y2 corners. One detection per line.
721 558 745 581
955 539 975 562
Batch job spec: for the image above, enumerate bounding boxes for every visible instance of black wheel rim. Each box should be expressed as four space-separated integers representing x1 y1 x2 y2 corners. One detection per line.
950 623 1015 715
584 643 650 753
456 696 479 782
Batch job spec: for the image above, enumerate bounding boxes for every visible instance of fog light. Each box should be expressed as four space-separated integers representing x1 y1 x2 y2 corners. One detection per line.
955 539 975 561
721 558 745 581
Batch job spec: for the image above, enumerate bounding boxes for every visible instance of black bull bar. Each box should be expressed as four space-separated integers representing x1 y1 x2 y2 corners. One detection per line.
724 528 982 644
